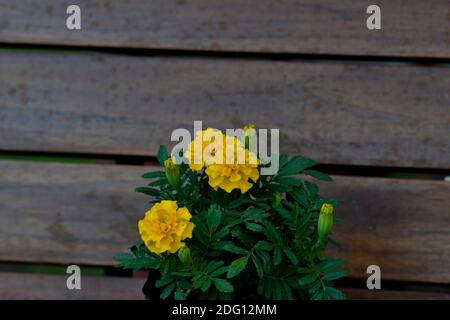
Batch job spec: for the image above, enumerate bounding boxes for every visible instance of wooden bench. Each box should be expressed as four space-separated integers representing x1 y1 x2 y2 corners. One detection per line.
0 0 449 299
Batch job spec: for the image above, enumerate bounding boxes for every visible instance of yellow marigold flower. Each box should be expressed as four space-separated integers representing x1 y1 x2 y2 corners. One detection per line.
205 145 259 193
138 200 195 254
185 128 224 171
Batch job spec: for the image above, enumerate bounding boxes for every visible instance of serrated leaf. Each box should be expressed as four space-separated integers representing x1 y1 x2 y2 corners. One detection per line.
205 260 224 273
252 255 264 279
303 169 333 182
278 156 316 176
298 273 317 286
283 248 298 265
316 258 344 273
114 253 160 271
274 177 303 187
135 187 160 197
174 287 187 300
160 283 175 299
261 220 282 243
147 179 168 187
156 274 174 288
326 287 346 300
255 241 273 251
273 247 282 266
227 256 249 278
156 145 169 166
214 226 231 240
207 204 222 232
304 181 318 196
222 243 248 255
290 188 309 208
245 222 264 232
210 266 229 277
142 171 165 179
200 277 212 292
213 278 234 293
322 271 347 281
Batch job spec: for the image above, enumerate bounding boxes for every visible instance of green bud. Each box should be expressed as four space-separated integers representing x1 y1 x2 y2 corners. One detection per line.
273 192 282 208
164 157 180 188
317 203 334 241
178 246 191 264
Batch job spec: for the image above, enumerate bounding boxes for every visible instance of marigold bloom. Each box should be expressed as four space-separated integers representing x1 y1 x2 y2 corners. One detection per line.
138 200 195 254
184 128 224 171
205 145 259 193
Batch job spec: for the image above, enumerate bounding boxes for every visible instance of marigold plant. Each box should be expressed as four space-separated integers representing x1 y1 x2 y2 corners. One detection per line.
115 126 347 300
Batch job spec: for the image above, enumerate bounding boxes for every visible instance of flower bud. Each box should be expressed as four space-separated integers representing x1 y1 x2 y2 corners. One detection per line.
164 157 180 188
317 203 334 241
243 124 257 149
273 192 282 208
178 246 191 264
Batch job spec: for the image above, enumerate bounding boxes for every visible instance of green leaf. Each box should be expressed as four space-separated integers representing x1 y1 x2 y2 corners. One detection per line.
283 248 298 265
213 279 234 293
325 287 346 300
252 255 264 278
273 247 282 266
114 253 160 271
174 287 187 300
255 241 273 251
222 243 248 255
156 145 169 166
274 177 303 187
147 179 168 187
160 283 176 299
142 171 165 179
210 266 229 277
262 220 282 243
205 261 225 273
135 187 160 197
227 256 249 278
200 277 212 292
156 274 174 288
322 271 347 281
207 205 222 232
298 273 317 287
279 156 316 176
304 181 318 195
290 188 309 208
316 258 344 273
245 222 264 232
303 170 333 182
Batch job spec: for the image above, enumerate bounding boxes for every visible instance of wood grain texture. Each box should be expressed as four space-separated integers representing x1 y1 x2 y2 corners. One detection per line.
321 176 450 284
0 161 449 283
0 1 449 58
343 288 450 300
1 50 449 168
0 161 148 266
0 272 145 300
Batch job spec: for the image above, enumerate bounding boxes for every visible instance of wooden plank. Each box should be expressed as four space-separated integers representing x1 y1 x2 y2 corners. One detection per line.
322 176 450 284
0 272 145 299
0 161 148 266
343 288 450 300
0 160 449 283
0 1 449 58
1 51 449 168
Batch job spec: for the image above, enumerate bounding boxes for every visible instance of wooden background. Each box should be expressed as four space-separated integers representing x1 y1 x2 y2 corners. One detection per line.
0 0 449 299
